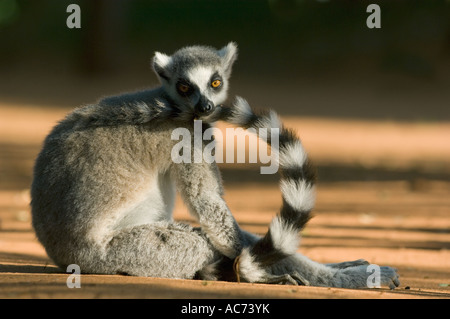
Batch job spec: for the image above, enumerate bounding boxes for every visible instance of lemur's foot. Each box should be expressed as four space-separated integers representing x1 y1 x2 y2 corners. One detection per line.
379 266 401 289
336 264 400 289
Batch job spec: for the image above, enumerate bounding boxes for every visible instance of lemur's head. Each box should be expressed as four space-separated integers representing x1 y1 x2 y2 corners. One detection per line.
152 42 238 120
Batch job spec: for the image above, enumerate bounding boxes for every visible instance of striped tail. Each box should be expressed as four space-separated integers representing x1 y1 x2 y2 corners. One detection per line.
226 97 317 283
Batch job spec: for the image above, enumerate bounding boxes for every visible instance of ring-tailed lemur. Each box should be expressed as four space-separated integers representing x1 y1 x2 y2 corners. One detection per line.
31 43 400 288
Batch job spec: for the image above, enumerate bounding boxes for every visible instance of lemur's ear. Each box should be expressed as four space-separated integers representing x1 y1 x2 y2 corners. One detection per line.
218 42 238 77
152 52 172 82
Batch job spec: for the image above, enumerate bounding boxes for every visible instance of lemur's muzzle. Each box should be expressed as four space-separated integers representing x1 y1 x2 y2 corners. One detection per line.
195 96 215 116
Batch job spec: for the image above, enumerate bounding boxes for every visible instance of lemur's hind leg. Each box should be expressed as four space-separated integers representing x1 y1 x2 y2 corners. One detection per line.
325 259 369 269
270 253 400 289
104 221 220 279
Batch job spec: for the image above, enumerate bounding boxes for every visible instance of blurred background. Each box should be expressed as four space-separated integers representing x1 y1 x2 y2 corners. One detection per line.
0 0 448 116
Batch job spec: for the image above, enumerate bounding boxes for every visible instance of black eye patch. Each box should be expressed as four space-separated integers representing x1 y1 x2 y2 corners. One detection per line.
176 79 195 96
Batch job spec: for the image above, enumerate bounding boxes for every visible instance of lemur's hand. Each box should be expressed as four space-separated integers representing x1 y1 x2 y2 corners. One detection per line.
233 254 310 286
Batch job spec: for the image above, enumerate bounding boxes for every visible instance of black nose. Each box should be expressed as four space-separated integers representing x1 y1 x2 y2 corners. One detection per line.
196 99 215 115
202 102 213 113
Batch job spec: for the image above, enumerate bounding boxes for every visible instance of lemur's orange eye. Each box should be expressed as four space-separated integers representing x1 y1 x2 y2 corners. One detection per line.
211 80 221 88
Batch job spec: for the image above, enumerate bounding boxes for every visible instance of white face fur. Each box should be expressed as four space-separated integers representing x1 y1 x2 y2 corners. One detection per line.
152 43 238 119
186 65 229 107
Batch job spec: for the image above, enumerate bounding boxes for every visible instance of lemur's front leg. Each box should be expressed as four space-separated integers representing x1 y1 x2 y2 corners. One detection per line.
171 158 244 259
